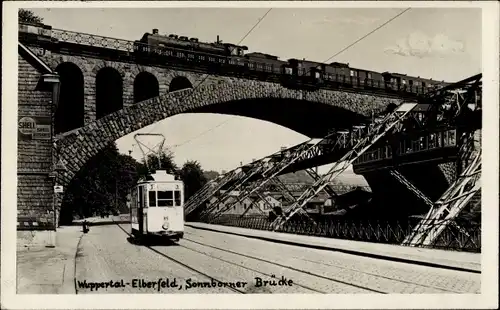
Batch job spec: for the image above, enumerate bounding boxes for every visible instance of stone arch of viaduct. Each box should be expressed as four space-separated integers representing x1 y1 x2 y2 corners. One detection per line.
54 77 398 185
39 52 456 220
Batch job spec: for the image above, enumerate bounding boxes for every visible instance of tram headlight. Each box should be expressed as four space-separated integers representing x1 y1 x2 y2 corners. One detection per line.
162 216 169 230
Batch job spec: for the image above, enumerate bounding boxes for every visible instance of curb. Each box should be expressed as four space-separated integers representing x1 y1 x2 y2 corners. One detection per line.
186 223 480 274
59 231 84 294
70 220 129 227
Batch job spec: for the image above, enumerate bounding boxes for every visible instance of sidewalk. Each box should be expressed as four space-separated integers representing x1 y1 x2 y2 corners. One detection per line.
186 222 481 273
73 214 130 226
16 226 82 294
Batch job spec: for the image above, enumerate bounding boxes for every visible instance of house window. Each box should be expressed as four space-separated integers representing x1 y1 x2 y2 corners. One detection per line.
402 79 407 85
367 72 372 79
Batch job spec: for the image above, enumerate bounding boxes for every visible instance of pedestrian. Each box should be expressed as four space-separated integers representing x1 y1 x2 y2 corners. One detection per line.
82 219 89 233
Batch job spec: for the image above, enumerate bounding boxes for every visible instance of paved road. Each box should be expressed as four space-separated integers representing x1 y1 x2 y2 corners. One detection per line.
75 224 480 294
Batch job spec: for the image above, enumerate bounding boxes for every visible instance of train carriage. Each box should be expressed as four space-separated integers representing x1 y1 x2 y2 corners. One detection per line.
130 170 185 242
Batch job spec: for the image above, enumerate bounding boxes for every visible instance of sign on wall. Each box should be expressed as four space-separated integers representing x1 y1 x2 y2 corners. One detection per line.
18 116 51 141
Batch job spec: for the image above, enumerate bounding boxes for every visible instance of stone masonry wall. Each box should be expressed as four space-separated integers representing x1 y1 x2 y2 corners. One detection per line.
34 49 401 127
17 54 55 230
38 50 207 125
54 78 401 187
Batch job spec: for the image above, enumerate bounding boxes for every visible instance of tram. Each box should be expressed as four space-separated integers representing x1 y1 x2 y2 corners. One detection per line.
129 170 185 242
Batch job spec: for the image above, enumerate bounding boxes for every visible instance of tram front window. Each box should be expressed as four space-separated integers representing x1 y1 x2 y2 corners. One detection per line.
149 191 157 207
157 190 175 207
174 191 182 206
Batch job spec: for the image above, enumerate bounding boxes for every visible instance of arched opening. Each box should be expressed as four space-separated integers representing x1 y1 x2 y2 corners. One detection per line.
54 63 85 134
169 76 192 92
134 72 159 103
96 67 123 119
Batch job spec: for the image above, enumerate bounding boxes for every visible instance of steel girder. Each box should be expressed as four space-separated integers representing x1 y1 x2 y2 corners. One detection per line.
402 149 481 247
424 74 482 108
420 74 482 128
206 138 334 222
185 116 379 219
238 178 313 219
389 170 434 207
304 168 338 198
198 162 271 220
271 102 420 231
259 178 315 219
396 74 482 247
280 182 371 194
210 123 381 221
188 74 482 225
205 121 376 222
184 169 245 216
238 192 271 218
185 139 329 217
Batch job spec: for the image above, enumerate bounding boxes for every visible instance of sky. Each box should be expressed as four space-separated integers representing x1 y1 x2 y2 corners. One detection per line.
29 7 482 183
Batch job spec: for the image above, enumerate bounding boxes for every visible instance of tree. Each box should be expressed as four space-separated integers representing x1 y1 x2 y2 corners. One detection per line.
179 160 208 201
59 143 141 224
139 149 178 177
19 9 43 24
203 170 220 181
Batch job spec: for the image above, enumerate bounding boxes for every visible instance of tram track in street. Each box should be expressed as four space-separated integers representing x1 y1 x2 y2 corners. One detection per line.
182 231 477 294
111 221 246 293
181 234 386 294
176 238 327 294
108 221 478 294
112 221 365 293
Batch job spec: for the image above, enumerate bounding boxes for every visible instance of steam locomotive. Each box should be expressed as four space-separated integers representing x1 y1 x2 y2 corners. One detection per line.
134 28 449 94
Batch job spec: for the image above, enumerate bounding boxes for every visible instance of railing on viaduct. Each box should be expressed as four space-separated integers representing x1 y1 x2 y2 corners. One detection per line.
20 22 438 98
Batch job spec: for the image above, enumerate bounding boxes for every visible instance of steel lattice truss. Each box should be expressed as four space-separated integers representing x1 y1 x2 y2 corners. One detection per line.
270 102 421 230
402 149 481 246
426 74 482 112
184 125 362 218
238 178 313 219
203 139 335 222
389 170 434 207
204 113 394 222
184 169 245 216
186 74 482 247
425 74 482 127
393 74 482 247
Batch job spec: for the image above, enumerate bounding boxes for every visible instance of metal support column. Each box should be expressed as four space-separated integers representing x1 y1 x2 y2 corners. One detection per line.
271 102 420 231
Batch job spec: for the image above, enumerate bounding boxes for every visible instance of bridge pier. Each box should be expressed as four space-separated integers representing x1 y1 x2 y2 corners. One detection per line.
17 44 61 248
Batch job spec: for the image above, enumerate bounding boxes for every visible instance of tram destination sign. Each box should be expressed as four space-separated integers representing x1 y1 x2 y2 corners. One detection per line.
18 116 51 141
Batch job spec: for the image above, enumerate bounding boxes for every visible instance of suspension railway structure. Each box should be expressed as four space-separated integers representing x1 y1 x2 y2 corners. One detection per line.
185 73 482 251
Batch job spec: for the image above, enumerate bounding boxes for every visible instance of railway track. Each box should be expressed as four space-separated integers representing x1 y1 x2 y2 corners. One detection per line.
112 222 380 294
183 230 476 294
98 221 478 294
111 222 246 294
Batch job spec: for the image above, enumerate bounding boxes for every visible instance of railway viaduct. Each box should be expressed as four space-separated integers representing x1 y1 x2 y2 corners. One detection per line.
16 24 456 246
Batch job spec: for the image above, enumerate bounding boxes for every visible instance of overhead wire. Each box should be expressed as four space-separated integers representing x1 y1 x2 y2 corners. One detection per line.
321 8 411 64
133 8 409 164
231 8 412 172
139 8 273 151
